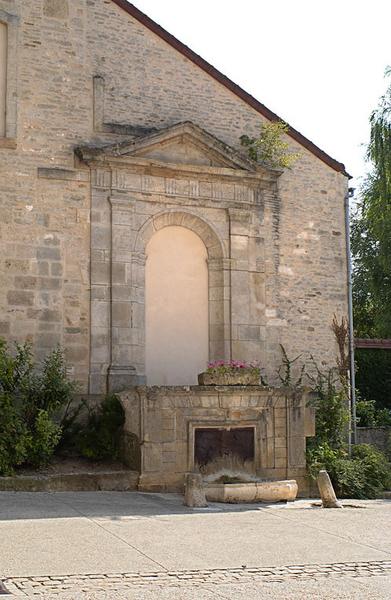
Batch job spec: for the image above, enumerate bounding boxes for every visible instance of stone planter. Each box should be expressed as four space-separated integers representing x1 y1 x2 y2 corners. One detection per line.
205 480 298 503
198 369 260 386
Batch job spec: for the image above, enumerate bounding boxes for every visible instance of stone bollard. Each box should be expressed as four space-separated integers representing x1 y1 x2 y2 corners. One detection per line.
317 470 343 508
184 473 208 508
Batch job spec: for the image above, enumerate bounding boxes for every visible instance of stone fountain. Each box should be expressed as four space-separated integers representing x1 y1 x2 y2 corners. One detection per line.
119 373 315 498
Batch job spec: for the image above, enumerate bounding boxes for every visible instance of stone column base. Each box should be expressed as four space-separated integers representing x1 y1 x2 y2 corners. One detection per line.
108 365 145 393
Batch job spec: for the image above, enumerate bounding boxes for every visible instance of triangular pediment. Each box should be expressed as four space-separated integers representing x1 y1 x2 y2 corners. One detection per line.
122 122 256 169
77 122 271 173
133 135 225 167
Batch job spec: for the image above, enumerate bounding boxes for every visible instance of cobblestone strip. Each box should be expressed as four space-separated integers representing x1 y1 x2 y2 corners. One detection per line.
3 560 391 596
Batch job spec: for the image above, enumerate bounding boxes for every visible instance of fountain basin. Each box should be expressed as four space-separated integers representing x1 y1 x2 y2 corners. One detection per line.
205 479 298 503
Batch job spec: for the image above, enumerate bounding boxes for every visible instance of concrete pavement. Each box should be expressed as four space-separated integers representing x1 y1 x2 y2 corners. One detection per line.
0 492 390 598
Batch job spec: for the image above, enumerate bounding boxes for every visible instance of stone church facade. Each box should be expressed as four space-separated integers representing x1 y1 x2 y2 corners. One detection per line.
0 0 349 395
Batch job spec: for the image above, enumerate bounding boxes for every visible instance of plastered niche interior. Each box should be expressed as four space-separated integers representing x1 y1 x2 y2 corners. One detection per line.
145 226 209 385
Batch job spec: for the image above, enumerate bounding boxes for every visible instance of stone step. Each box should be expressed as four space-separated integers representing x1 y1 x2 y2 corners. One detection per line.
0 470 139 492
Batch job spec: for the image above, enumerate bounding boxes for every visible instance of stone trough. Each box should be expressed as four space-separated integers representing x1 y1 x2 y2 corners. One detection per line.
205 479 298 503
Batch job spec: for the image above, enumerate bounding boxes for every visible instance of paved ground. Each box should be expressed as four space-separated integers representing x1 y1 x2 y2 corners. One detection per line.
0 492 390 598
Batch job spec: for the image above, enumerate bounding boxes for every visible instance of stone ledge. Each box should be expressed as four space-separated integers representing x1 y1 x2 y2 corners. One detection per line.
37 167 90 182
0 470 139 492
124 385 311 396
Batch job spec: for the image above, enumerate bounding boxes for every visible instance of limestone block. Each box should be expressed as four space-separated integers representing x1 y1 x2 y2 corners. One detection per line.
205 480 298 503
50 263 63 277
256 480 298 502
14 276 37 290
184 473 207 508
7 290 34 306
305 406 316 437
43 0 69 19
37 247 61 261
111 302 131 327
91 261 110 285
143 443 162 472
230 234 249 259
112 263 126 284
288 436 306 467
111 285 133 302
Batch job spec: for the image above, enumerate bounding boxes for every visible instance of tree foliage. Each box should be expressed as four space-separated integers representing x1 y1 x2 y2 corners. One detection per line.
351 69 391 338
351 69 391 411
240 121 300 169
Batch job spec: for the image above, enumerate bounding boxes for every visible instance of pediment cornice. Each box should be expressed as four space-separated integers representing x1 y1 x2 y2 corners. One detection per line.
76 122 282 183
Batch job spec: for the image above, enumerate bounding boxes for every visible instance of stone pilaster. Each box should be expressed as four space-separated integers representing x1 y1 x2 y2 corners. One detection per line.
108 196 143 391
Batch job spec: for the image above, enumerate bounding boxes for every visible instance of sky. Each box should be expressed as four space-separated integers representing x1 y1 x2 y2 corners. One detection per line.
130 0 391 189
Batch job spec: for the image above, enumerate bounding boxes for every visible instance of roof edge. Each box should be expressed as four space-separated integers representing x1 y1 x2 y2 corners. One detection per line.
111 0 350 178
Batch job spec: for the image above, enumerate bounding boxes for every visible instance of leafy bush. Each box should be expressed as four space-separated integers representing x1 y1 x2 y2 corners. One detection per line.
0 393 29 475
307 442 391 499
0 339 33 394
26 410 62 469
356 398 391 427
351 444 391 496
22 347 77 427
75 395 125 461
0 339 76 475
305 349 391 498
307 364 350 450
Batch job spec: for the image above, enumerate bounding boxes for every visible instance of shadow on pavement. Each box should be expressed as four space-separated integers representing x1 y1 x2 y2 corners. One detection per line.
0 491 292 521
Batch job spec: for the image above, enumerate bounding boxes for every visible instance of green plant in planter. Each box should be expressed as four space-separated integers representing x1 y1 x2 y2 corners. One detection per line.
206 360 260 375
201 360 265 386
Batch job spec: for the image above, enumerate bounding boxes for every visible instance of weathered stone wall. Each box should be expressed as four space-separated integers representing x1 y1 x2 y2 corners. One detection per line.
119 385 315 494
0 0 348 391
356 427 391 454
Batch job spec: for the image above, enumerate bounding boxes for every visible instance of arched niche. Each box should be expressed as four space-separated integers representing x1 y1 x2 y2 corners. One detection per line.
135 211 228 380
145 226 209 385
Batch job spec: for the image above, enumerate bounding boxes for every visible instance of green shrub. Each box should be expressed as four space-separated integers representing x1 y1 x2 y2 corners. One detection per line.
0 339 76 475
331 455 368 499
0 393 29 476
305 355 391 498
21 347 77 427
307 365 349 450
332 444 391 499
307 443 340 481
350 444 391 496
356 398 391 427
307 442 391 499
26 410 62 469
0 339 34 394
75 395 125 461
